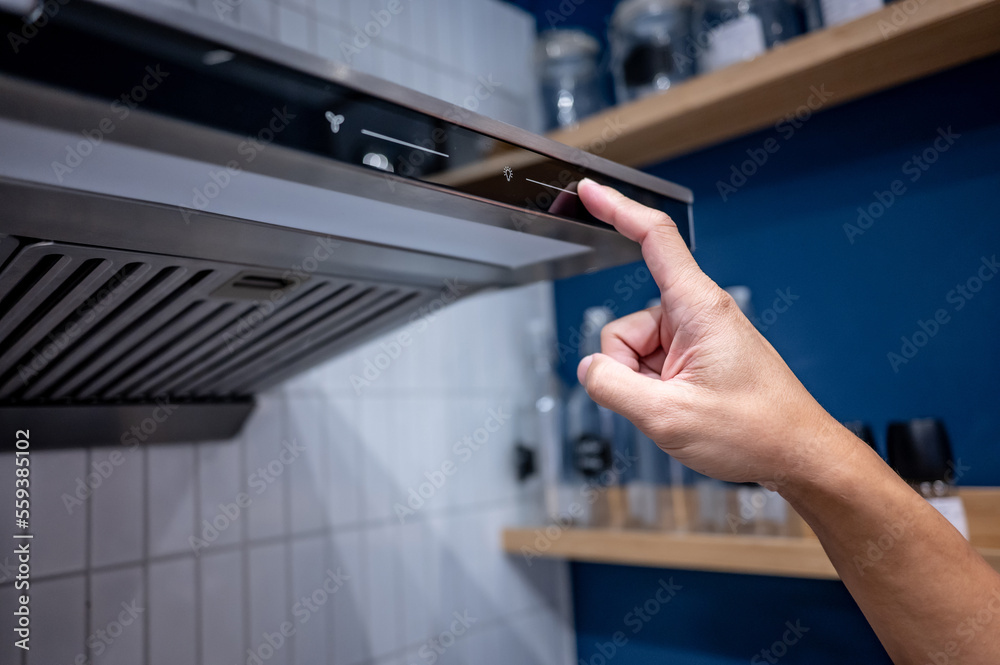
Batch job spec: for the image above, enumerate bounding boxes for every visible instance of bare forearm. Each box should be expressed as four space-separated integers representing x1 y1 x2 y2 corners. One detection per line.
780 417 1000 664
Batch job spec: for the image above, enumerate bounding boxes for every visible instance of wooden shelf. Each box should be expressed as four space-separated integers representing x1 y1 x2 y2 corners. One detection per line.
541 0 1000 168
502 528 1000 580
503 487 1000 580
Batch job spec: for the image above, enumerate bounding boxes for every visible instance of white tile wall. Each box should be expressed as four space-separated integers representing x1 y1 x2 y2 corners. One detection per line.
0 2 574 664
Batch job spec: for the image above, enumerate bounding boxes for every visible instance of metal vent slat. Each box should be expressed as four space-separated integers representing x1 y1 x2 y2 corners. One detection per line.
10 262 168 400
0 239 437 410
0 252 74 342
0 257 114 386
149 282 344 397
100 302 236 399
233 290 422 395
21 269 219 400
188 285 376 395
123 302 262 397
48 266 194 399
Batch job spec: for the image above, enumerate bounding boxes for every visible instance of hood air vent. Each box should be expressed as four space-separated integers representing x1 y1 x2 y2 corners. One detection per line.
0 238 433 448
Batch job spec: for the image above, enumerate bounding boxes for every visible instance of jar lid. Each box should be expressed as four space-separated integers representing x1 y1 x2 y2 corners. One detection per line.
535 29 601 63
612 0 692 32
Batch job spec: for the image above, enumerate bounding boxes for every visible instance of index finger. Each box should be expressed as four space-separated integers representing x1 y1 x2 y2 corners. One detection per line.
578 178 699 293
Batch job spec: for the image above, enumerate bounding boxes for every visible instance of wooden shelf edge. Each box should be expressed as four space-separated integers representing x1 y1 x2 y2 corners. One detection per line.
502 528 1000 581
545 0 1000 168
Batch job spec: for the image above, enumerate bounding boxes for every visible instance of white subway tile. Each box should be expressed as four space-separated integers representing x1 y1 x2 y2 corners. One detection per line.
149 557 197 665
31 450 87 576
248 542 290 665
197 0 236 25
406 0 435 60
363 524 402 656
290 536 328 665
358 396 398 521
321 394 362 526
26 575 85 665
285 395 329 534
198 439 243 548
89 566 145 665
239 0 275 38
398 520 431 645
315 0 345 26
380 47 413 89
90 446 143 567
328 529 369 664
245 395 288 540
317 23 350 64
148 444 197 557
200 548 245 665
278 6 311 52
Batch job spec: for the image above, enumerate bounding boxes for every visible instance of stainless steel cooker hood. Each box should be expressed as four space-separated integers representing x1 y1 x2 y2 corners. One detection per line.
0 0 693 448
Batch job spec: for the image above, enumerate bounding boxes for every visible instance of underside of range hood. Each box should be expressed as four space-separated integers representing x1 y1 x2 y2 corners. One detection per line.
0 0 693 449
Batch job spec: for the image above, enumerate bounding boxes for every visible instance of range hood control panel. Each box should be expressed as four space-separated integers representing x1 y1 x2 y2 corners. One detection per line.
0 2 692 243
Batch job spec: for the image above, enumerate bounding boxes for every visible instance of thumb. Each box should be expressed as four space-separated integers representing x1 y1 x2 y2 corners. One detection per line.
578 353 670 429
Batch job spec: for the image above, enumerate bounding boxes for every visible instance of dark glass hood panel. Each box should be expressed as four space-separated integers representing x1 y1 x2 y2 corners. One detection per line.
0 2 693 239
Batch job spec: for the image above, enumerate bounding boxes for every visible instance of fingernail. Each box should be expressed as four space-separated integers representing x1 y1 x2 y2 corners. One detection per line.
577 354 594 384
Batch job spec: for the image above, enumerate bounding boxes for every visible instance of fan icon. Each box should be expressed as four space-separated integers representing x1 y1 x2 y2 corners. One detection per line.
503 166 513 182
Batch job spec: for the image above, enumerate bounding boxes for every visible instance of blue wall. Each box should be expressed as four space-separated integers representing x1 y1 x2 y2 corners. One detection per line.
506 0 1000 661
572 563 890 664
553 54 1000 482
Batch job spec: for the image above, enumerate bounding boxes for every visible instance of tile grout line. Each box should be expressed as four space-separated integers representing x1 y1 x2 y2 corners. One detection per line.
84 447 93 665
241 429 252 665
192 445 204 665
283 394 296 665
0 491 544 588
142 444 151 665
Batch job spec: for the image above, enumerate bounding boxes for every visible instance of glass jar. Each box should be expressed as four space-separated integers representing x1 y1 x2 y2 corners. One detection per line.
610 0 694 103
535 29 608 131
693 0 803 74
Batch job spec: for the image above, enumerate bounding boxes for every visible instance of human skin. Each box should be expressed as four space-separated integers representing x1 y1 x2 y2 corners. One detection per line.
574 178 1000 665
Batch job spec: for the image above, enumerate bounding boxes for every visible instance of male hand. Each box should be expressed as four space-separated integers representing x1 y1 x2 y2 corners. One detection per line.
575 179 840 487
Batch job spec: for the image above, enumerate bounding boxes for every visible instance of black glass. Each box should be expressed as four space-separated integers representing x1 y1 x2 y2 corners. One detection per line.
0 3 691 242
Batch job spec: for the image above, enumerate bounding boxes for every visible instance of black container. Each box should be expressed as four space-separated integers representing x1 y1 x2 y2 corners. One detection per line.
886 418 953 483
